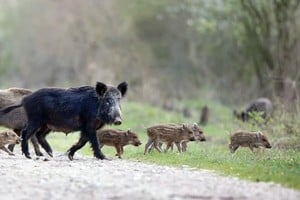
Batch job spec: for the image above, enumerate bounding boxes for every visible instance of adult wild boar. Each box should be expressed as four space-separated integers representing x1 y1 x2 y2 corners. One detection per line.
233 97 273 122
229 130 272 153
0 88 44 156
97 129 142 158
0 81 128 160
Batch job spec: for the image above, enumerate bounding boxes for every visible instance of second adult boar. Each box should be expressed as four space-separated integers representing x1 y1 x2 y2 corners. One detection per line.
97 129 141 158
233 97 273 122
0 88 44 156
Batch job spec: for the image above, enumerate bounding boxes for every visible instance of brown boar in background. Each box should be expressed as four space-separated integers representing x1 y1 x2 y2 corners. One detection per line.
229 130 272 153
0 130 21 156
0 88 43 156
97 129 142 158
144 124 195 154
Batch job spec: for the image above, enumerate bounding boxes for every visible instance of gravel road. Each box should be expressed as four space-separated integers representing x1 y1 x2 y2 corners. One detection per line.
0 150 299 200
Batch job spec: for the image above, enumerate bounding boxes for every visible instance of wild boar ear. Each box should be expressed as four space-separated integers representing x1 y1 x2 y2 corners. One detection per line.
117 81 128 97
192 123 198 128
5 131 9 137
96 82 107 96
258 131 262 136
125 131 129 136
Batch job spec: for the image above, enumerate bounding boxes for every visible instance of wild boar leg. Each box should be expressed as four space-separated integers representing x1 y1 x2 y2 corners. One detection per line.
147 142 154 153
229 144 239 153
181 142 187 152
30 135 44 156
67 135 88 160
36 129 53 157
248 144 254 152
174 142 182 153
153 139 163 153
120 146 124 155
165 142 174 152
0 146 15 156
144 138 154 155
115 145 122 158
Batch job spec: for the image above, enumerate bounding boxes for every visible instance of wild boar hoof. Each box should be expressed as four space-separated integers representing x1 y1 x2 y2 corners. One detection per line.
25 154 32 159
36 152 43 157
47 151 53 157
68 154 74 161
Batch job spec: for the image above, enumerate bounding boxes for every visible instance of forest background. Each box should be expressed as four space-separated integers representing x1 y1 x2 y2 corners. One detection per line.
0 0 299 111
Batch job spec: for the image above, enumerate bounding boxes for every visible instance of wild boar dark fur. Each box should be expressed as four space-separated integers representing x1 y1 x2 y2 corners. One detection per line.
0 81 128 160
233 97 273 122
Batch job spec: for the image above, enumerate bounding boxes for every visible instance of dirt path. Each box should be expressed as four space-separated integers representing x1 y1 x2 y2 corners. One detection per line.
0 150 299 200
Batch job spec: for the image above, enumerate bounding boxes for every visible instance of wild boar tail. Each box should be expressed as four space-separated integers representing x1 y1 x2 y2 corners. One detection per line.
0 104 23 114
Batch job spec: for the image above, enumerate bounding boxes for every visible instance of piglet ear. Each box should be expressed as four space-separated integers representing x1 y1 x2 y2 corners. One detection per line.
96 82 107 96
117 81 128 97
258 131 262 136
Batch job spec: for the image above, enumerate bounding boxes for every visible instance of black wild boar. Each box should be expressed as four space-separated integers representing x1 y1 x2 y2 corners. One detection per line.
97 129 142 158
0 88 44 156
229 130 272 153
0 81 128 160
0 130 21 156
233 97 273 122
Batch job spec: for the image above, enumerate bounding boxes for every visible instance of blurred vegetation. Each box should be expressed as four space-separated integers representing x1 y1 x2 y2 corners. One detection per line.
0 0 299 108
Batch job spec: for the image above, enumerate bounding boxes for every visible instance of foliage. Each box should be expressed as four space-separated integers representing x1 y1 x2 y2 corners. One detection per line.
0 0 299 106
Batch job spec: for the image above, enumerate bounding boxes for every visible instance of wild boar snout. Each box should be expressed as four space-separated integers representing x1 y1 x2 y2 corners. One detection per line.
266 144 272 148
113 116 122 125
134 141 142 146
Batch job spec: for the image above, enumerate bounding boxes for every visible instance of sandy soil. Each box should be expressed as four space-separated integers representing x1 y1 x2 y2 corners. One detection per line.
0 149 299 200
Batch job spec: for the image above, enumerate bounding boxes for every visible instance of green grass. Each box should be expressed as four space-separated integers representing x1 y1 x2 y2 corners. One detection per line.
15 101 300 190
